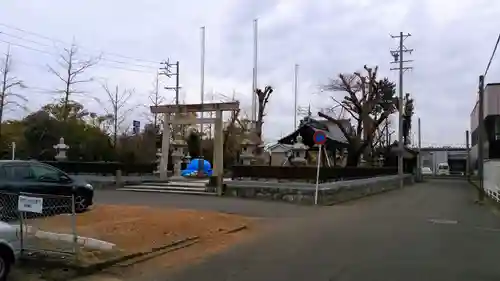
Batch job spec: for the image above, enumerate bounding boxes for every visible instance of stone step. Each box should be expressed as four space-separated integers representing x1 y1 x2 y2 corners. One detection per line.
139 181 208 188
117 184 216 196
122 185 207 192
117 188 216 196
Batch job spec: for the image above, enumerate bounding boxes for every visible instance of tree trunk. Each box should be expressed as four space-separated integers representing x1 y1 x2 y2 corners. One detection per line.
346 148 361 166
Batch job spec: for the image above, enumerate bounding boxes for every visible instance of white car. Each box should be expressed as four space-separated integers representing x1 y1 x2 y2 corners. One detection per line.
436 163 450 176
0 222 20 281
421 167 433 175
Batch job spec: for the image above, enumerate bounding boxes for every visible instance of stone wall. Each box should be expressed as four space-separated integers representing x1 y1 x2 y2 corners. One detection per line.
224 175 414 205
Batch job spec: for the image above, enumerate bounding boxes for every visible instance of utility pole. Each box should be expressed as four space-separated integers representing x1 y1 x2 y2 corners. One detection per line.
199 26 206 173
160 60 181 105
466 130 470 181
251 19 258 127
200 26 206 137
390 32 414 189
417 117 422 181
160 59 181 136
385 119 390 147
477 75 486 201
293 64 299 130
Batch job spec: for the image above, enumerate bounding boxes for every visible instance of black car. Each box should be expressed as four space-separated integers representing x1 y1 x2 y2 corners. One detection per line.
0 160 94 216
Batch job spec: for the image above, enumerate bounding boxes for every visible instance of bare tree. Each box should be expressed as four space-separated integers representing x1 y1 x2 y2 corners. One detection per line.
147 73 165 131
0 47 26 141
372 120 395 148
99 83 134 147
319 65 398 166
48 43 99 121
255 85 273 140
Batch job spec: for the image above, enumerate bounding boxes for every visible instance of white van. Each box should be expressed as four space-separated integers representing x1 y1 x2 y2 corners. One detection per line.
436 162 450 176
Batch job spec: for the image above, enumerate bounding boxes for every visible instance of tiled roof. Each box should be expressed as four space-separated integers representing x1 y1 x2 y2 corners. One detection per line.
301 117 349 144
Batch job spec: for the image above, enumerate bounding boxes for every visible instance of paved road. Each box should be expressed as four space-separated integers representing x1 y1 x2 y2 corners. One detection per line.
95 189 319 218
142 180 500 281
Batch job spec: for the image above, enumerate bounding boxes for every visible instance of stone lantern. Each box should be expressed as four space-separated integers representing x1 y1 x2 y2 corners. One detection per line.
290 135 308 166
240 138 256 165
154 148 162 175
183 152 192 164
378 154 385 167
171 132 187 177
54 137 69 161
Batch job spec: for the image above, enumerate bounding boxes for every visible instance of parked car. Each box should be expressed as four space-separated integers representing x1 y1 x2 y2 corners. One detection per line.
0 221 20 281
421 167 433 175
0 160 94 218
436 162 450 176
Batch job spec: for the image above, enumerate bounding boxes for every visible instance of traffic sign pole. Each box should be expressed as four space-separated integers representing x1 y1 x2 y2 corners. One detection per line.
312 130 326 205
315 144 322 205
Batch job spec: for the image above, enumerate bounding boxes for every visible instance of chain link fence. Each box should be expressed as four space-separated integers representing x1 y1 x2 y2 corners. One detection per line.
0 190 78 258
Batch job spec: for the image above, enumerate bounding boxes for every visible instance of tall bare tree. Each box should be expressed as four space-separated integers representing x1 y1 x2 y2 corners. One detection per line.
319 65 398 166
48 43 99 121
255 85 273 140
0 47 26 142
99 83 134 147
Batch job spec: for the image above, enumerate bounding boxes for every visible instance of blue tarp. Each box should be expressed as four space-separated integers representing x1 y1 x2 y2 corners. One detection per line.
181 158 212 177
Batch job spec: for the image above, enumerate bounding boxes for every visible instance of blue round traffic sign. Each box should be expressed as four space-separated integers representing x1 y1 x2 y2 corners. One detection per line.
313 130 327 145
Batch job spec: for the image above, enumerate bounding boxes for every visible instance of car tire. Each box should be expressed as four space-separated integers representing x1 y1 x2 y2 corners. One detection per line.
74 193 89 213
0 247 13 281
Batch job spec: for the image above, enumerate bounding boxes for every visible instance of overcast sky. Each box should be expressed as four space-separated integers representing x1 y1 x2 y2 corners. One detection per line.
0 0 499 146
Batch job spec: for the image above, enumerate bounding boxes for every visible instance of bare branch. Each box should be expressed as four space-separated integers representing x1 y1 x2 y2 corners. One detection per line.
100 82 135 146
330 96 359 120
1 48 26 139
47 42 99 121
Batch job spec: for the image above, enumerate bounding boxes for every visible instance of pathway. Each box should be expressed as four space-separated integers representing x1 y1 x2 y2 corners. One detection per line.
159 180 500 281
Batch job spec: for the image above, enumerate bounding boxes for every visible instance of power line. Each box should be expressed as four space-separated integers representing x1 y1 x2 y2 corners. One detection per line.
484 33 500 77
0 40 156 73
0 22 160 65
0 38 56 56
0 31 158 69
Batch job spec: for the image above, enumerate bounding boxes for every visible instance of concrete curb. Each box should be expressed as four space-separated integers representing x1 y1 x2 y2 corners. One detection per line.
14 225 116 250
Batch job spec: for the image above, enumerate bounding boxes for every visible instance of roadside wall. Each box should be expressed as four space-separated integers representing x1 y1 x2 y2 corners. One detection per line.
225 175 414 206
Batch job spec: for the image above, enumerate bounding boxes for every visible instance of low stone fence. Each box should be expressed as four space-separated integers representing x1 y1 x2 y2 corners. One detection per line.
224 174 414 205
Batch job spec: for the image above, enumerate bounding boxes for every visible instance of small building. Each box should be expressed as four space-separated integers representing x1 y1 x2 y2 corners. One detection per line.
470 83 500 167
383 142 418 173
276 116 350 166
265 143 293 166
419 147 467 175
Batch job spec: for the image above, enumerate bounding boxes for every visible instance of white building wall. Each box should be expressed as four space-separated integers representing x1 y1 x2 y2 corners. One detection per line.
484 159 500 202
469 83 500 166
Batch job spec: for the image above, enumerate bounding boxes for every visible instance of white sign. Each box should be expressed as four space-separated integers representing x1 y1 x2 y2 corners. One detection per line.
18 195 43 214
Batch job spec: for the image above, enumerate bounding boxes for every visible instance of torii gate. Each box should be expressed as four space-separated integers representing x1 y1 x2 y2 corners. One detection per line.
150 102 239 192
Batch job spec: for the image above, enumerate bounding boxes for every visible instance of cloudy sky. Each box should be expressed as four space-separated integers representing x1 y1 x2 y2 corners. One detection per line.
0 0 499 146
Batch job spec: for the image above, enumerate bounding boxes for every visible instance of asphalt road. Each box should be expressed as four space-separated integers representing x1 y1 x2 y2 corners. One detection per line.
130 180 500 281
95 189 319 218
